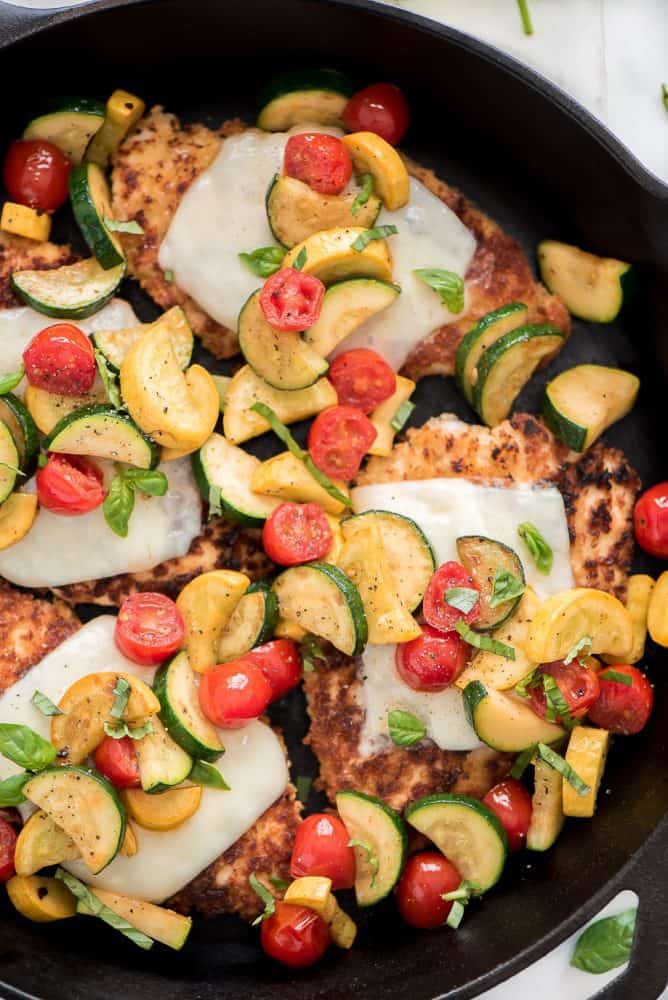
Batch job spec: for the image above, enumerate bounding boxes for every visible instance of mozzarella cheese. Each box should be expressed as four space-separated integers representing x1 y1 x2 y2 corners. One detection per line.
0 617 289 903
350 478 575 755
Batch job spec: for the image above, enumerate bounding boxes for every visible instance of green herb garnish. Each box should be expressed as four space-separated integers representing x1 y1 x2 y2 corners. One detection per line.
455 621 516 659
517 522 553 575
269 875 290 892
489 568 526 608
249 873 277 925
238 245 286 278
189 760 230 790
163 269 174 283
104 216 144 235
414 268 465 313
537 742 590 796
0 723 56 771
599 669 633 687
350 174 374 216
571 908 636 974
0 772 30 807
103 467 168 538
55 869 154 949
296 775 313 803
390 399 415 433
0 368 24 395
443 879 480 929
110 676 130 719
445 587 480 614
292 246 308 271
662 84 668 111
564 634 593 666
510 744 537 779
301 634 327 673
31 690 62 717
103 719 154 740
542 674 574 729
351 225 398 252
94 350 122 409
514 668 539 699
516 0 533 35
388 709 426 747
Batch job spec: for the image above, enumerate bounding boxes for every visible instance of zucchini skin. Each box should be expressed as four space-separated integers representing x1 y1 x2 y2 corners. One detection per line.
309 561 368 656
246 581 279 646
542 389 587 451
0 393 39 477
10 260 125 320
43 403 160 470
191 448 264 528
153 658 224 763
68 163 125 270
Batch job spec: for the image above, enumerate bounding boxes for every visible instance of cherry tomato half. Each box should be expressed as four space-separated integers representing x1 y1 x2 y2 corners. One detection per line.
284 132 352 196
482 778 532 852
36 454 106 516
262 501 333 566
23 323 96 396
634 483 668 559
261 901 330 969
245 638 302 701
396 624 470 692
308 405 377 480
528 660 600 724
94 736 141 790
588 664 654 735
259 267 325 332
199 659 272 728
3 138 71 212
328 349 396 413
343 83 410 146
422 561 481 634
290 812 355 890
0 818 17 883
115 592 185 666
395 851 461 929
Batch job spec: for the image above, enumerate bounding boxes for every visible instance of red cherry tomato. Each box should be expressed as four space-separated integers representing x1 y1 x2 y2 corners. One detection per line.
528 660 600 723
199 659 272 728
328 349 396 413
588 664 654 735
115 592 185 666
0 817 17 883
396 624 471 692
3 139 71 212
261 901 330 969
395 851 461 929
23 323 96 396
36 454 105 516
259 267 325 332
482 778 532 852
634 483 668 559
262 501 333 566
290 813 355 890
93 736 141 790
284 132 353 196
422 561 481 633
343 83 410 146
307 405 377 480
245 638 302 701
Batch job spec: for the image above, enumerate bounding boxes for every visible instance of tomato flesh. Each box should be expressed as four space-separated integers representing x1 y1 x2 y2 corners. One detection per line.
261 901 330 969
284 132 352 196
262 501 332 566
290 812 355 890
588 664 654 735
482 778 532 852
343 82 410 146
36 454 106 516
199 659 272 728
328 349 396 413
245 638 302 701
528 660 600 723
115 592 185 666
422 561 481 633
307 404 377 480
3 139 71 212
395 851 461 929
634 482 668 559
23 323 96 396
396 624 470 692
94 735 141 790
259 267 325 332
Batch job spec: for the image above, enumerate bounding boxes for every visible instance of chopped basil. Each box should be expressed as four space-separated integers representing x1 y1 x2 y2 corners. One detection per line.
104 216 144 235
0 368 24 395
249 873 276 925
31 690 62 717
110 677 130 719
269 875 290 892
0 723 56 771
455 621 516 660
350 173 374 216
537 742 590 797
94 350 122 409
542 674 574 729
517 522 553 574
55 869 154 949
37 453 47 469
103 468 168 537
388 709 426 747
351 225 398 253
516 0 533 35
442 879 480 903
292 246 308 271
445 586 479 614
296 774 313 803
489 568 525 608
238 245 285 278
514 668 539 699
301 634 326 673
414 268 465 314
189 760 229 790
600 669 633 687
103 719 154 741
390 399 415 433
510 744 537 779
122 468 168 496
0 772 31 807
446 899 466 929
348 837 379 887
571 908 636 974
163 269 174 283
564 634 593 667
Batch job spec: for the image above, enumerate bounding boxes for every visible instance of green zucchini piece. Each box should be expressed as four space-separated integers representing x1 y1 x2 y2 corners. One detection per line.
192 432 279 527
23 98 105 164
11 258 125 320
455 302 529 404
266 173 381 249
217 581 279 661
134 717 193 793
43 404 159 470
347 510 435 612
272 562 367 656
153 650 225 762
91 305 194 373
542 364 639 452
405 793 507 893
456 535 525 631
304 277 399 357
0 393 38 476
463 681 564 752
69 162 124 270
473 324 564 427
336 790 408 906
537 240 633 322
526 757 564 851
0 419 19 504
257 69 353 131
238 290 329 391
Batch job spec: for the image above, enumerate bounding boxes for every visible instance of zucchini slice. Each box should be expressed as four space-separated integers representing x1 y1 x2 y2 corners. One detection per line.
23 766 125 875
0 419 19 504
538 240 633 322
24 380 107 436
223 364 336 445
463 681 564 752
134 716 193 793
303 277 400 357
257 69 353 131
217 581 278 661
346 510 435 612
283 227 394 286
542 364 639 452
456 535 525 631
368 374 415 457
192 432 280 526
69 162 124 270
272 562 368 656
266 174 381 249
238 290 329 391
43 404 159 470
23 97 105 164
455 302 529 404
0 393 38 476
11 258 125 320
153 650 225 762
473 324 564 427
91 306 194 373
336 790 408 906
526 758 564 852
455 587 540 691
77 890 192 950
405 793 507 893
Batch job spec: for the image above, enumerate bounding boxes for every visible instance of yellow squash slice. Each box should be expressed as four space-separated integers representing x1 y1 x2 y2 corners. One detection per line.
562 726 610 818
7 875 76 922
604 574 655 664
647 571 668 648
525 588 633 663
283 226 393 284
251 450 349 516
122 786 202 831
341 131 410 211
14 810 79 877
176 569 250 672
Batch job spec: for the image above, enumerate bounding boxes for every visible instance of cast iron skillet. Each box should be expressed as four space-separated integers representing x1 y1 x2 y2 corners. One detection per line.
0 1 666 997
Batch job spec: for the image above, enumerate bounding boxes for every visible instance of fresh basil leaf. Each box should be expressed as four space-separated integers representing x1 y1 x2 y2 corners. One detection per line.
292 246 308 271
238 245 286 278
303 455 353 508
104 719 154 741
55 869 154 949
208 484 223 520
189 760 229 790
249 872 276 925
571 908 636 974
388 709 426 747
663 83 668 111
445 586 479 614
599 669 633 687
0 771 30 806
94 350 122 409
0 723 56 771
269 875 290 892
31 690 62 717
516 0 533 35
390 399 415 433
103 474 135 538
537 742 590 797
564 635 593 667
296 775 312 803
37 453 48 469
350 173 374 216
127 720 154 740
489 568 526 608
104 216 144 235
123 468 168 497
163 268 174 283
301 634 326 674
510 744 537 779
110 677 130 719
0 368 24 395
542 674 574 729
514 668 539 699
414 268 465 313
455 621 516 660
517 522 553 575
446 899 466 929
348 837 379 887
352 225 398 253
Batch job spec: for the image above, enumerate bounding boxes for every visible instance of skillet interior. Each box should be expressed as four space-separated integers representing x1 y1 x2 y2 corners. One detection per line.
0 1 666 997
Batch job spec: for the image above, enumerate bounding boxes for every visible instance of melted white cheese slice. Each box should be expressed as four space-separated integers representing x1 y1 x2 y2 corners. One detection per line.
0 617 289 903
350 478 575 755
0 458 202 588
